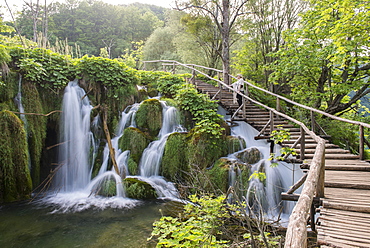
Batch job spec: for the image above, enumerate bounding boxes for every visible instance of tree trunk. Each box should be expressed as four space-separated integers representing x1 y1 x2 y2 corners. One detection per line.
222 0 230 85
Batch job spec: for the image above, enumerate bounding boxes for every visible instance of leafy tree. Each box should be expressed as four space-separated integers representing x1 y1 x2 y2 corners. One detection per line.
14 0 165 58
176 0 248 84
269 0 370 114
233 0 306 91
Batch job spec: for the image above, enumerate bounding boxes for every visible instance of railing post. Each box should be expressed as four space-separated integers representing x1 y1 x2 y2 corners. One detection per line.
300 127 305 160
276 97 281 120
360 125 364 160
172 62 176 74
242 97 246 119
191 66 196 85
143 61 146 71
316 146 325 198
311 110 315 133
219 82 223 101
270 111 274 135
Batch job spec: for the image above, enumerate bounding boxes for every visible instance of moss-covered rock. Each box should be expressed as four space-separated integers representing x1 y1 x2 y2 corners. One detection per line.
118 127 149 164
95 178 117 197
124 177 157 200
127 156 138 175
187 131 227 170
161 132 189 182
205 158 230 193
235 147 263 165
206 158 251 195
0 110 32 203
225 136 246 154
135 98 162 138
22 81 47 187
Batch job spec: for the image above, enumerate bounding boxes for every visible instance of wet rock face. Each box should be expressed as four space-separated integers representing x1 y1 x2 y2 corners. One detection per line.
235 147 263 165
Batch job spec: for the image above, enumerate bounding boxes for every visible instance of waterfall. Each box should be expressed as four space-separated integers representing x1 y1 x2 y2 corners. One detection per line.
43 81 140 213
54 80 93 192
14 75 27 126
14 75 31 170
139 101 185 177
230 121 304 222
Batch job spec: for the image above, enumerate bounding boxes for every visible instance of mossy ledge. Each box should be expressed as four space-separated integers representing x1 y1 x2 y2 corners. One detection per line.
0 110 32 203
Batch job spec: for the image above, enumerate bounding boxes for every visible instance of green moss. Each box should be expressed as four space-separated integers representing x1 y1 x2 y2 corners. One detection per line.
187 131 227 170
118 127 149 164
0 72 18 103
96 178 117 197
91 141 106 179
124 177 157 200
135 98 162 138
127 157 138 175
22 82 47 187
161 132 189 182
206 158 230 193
0 110 32 203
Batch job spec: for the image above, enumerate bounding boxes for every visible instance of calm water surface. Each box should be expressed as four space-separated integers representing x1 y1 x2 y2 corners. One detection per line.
0 200 164 248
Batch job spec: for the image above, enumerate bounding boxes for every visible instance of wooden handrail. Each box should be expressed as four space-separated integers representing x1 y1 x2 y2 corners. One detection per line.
143 60 370 159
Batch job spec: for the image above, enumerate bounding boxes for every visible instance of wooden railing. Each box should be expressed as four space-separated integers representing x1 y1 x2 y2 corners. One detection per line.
142 60 370 160
142 60 369 247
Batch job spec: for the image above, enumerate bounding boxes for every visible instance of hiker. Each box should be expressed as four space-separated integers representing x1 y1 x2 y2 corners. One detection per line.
232 74 245 107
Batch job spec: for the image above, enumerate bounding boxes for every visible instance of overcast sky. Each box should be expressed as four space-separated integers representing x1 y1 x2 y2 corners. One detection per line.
2 0 176 20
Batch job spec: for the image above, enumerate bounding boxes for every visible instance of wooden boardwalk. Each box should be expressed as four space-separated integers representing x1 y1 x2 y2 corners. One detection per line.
194 80 370 248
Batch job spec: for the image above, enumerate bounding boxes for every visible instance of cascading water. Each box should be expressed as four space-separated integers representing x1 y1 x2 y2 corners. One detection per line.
139 101 186 177
43 81 138 212
14 75 31 170
14 75 27 126
230 121 304 223
54 80 93 192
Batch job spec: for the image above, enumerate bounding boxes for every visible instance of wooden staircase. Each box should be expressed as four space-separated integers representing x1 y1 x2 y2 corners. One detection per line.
195 79 360 161
195 79 370 247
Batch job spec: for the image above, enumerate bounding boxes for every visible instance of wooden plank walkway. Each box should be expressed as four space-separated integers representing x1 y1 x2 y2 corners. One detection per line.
194 80 370 248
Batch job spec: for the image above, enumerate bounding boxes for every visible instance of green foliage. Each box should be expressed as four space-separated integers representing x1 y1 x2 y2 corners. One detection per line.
270 125 297 164
269 0 370 114
10 47 73 90
135 99 163 138
74 55 138 91
243 232 282 248
17 1 165 58
271 125 291 144
0 110 32 203
157 74 189 98
137 70 171 86
249 171 267 182
148 194 229 247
